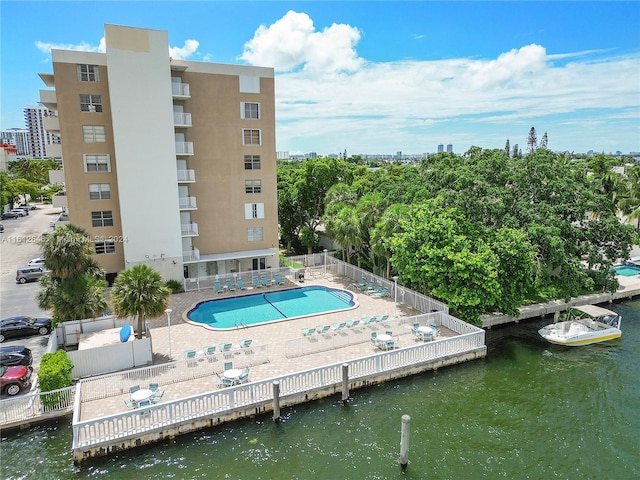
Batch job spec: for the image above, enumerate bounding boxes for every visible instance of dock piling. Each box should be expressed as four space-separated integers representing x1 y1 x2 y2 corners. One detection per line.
341 363 349 402
273 381 281 422
399 414 411 470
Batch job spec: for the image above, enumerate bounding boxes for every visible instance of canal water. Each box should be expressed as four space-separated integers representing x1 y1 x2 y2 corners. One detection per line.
2 301 639 479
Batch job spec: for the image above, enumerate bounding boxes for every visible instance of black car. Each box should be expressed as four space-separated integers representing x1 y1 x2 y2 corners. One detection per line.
0 316 52 343
1 211 19 220
0 346 33 367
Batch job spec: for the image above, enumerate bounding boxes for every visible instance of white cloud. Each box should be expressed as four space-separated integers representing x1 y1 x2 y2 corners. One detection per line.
35 39 104 54
240 10 363 73
169 40 199 60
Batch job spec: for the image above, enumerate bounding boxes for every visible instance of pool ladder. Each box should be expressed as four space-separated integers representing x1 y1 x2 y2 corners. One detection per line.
235 318 247 329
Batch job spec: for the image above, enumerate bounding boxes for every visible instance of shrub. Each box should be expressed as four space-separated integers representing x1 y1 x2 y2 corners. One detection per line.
38 350 73 407
165 279 184 294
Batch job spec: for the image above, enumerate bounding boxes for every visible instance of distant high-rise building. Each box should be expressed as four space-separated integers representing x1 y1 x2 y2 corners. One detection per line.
0 128 30 156
276 151 290 160
24 105 61 159
437 144 444 153
446 144 453 153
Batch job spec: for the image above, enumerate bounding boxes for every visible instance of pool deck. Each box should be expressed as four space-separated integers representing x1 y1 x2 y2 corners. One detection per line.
79 273 453 421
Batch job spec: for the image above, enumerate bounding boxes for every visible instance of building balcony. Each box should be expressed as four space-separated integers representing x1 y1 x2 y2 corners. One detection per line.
43 115 60 134
183 247 200 262
39 90 57 110
52 192 67 209
172 83 190 99
48 169 65 185
181 222 199 237
173 112 192 127
176 169 195 183
175 142 194 155
46 143 62 158
178 196 197 210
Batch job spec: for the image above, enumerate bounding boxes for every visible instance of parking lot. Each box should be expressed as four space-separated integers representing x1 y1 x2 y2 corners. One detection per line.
1 204 62 393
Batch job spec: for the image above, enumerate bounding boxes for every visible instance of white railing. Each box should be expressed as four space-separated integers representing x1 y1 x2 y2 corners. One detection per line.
183 268 292 292
181 222 199 236
178 196 197 209
72 329 484 449
0 386 75 426
171 83 190 97
173 112 192 126
175 142 194 155
182 247 200 262
176 169 195 182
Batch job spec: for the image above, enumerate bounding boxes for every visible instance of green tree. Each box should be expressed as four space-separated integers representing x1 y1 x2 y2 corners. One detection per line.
527 126 537 153
619 165 640 228
110 264 171 340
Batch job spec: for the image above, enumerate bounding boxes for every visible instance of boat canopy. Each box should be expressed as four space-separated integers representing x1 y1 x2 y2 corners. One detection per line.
572 305 617 318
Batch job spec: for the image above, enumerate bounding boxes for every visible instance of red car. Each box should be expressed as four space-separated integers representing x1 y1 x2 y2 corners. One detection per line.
0 365 32 396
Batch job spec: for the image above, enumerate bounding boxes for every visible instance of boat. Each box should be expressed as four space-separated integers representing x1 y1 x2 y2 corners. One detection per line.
538 305 622 346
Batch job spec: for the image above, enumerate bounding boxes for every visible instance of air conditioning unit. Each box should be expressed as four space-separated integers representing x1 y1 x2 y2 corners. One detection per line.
88 105 96 112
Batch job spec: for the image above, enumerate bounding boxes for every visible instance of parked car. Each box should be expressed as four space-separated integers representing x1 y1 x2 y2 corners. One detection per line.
0 346 33 367
9 209 27 217
0 316 52 343
1 211 19 220
0 223 4 232
19 203 37 210
27 257 46 267
15 266 48 284
0 365 32 396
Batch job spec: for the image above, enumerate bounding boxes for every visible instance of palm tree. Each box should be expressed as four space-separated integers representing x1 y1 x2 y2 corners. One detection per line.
619 166 640 228
41 224 93 279
370 204 410 278
110 265 171 339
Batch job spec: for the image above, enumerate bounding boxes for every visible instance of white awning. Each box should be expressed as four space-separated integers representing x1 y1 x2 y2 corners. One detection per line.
196 248 279 263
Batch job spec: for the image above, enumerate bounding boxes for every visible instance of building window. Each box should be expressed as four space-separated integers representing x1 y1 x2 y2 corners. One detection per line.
245 203 265 220
94 240 115 254
77 64 100 82
247 227 263 242
80 94 103 112
91 211 113 227
84 154 110 172
88 183 110 200
243 129 261 145
82 125 106 143
245 179 262 193
244 155 261 170
239 75 260 94
241 102 260 119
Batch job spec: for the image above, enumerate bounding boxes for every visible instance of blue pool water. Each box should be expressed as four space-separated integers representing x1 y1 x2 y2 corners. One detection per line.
186 286 356 329
613 265 640 277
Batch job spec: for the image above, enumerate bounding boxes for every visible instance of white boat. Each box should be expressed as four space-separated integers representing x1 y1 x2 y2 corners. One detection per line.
538 305 622 347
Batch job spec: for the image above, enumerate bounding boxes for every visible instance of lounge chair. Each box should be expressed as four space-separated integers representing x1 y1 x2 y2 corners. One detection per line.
225 279 237 291
238 339 253 348
351 277 367 289
374 315 389 322
252 276 263 288
273 273 285 285
236 278 247 290
346 319 360 328
361 317 375 324
203 345 216 356
219 343 232 353
301 327 316 336
366 285 383 295
184 349 197 366
214 281 225 294
358 281 375 291
316 325 331 334
260 275 271 287
370 287 389 297
331 322 347 331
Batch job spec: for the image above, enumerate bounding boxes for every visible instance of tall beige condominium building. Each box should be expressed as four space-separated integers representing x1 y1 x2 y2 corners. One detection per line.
38 24 279 282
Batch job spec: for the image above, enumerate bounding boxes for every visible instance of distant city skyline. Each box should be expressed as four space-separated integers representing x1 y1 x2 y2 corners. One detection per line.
1 1 639 154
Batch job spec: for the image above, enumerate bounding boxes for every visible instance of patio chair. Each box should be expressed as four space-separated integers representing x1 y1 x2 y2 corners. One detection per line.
236 278 247 290
260 275 271 287
215 372 226 388
148 383 159 392
123 399 136 409
301 327 316 336
225 279 237 291
224 361 233 371
273 273 285 285
370 331 379 346
385 330 393 337
222 377 235 387
252 276 263 288
151 390 164 403
137 400 151 408
237 367 250 384
129 385 140 394
214 281 225 294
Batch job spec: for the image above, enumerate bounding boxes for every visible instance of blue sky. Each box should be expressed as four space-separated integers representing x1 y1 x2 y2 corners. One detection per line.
1 1 639 155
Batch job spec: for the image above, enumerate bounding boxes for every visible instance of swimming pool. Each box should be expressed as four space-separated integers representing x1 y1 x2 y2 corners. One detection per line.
186 286 357 330
612 265 640 277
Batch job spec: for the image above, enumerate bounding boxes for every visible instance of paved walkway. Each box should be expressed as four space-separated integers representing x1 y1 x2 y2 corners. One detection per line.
79 273 455 420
